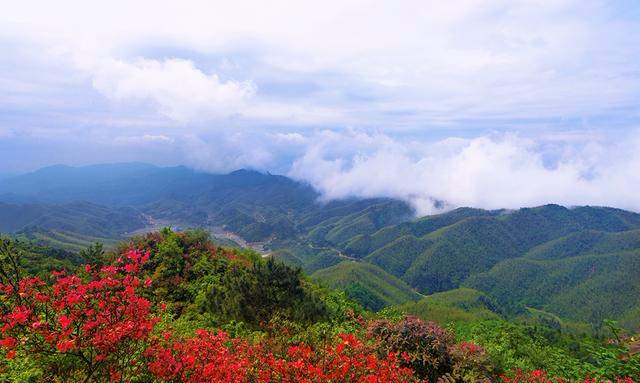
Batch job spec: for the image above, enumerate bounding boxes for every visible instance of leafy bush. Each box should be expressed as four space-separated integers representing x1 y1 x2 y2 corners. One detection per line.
368 316 494 382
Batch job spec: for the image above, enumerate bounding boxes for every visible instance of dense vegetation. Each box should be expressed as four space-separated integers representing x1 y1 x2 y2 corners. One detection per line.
291 205 640 330
0 231 638 382
1 164 640 381
2 165 640 330
310 261 420 311
0 201 144 251
2 166 640 330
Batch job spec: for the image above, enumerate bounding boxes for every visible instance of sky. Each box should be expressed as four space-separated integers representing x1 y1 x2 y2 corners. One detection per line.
1 0 640 214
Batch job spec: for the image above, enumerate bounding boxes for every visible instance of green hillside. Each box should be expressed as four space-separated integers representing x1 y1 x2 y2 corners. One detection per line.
0 201 146 238
285 203 640 329
13 227 121 252
311 261 420 311
395 288 502 324
0 235 83 276
466 251 640 328
3 165 640 330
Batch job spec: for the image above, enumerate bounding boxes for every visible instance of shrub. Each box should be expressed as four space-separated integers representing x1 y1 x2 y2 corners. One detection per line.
0 249 159 381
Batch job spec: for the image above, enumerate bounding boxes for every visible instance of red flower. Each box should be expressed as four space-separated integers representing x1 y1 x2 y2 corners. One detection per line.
56 339 76 352
0 248 159 381
57 315 72 329
0 337 16 349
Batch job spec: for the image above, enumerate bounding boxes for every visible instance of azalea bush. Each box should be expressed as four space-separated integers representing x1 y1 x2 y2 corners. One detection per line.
368 316 495 382
0 249 159 381
0 243 424 382
145 329 421 383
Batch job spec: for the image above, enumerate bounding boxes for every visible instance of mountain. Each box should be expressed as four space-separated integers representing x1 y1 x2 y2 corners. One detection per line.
0 201 145 238
0 163 214 206
395 288 502 323
310 261 420 311
2 163 640 330
466 248 640 329
0 200 147 251
273 203 640 328
0 163 411 243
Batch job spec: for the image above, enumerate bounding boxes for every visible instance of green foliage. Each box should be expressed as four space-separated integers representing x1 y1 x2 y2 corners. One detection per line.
466 251 640 328
396 288 502 324
452 319 640 381
78 242 105 266
311 261 420 311
0 235 80 280
365 235 432 276
205 257 329 327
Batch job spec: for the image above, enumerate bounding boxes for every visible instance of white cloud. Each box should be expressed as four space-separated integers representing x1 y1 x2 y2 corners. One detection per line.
114 134 175 145
288 130 640 215
84 57 255 123
1 0 639 126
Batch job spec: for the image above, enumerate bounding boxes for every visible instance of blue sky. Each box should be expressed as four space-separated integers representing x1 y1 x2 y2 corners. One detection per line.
1 0 640 213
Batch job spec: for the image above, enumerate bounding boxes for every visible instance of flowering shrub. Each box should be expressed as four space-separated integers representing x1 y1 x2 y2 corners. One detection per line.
448 341 495 382
145 329 422 383
0 249 159 381
1 234 638 383
145 329 254 382
0 245 425 382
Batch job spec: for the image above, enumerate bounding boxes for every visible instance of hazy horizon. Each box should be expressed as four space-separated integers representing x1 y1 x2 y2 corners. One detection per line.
2 1 640 214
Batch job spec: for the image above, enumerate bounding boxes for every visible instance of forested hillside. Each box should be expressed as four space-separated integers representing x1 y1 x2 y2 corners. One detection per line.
0 231 638 382
2 164 640 332
283 203 640 329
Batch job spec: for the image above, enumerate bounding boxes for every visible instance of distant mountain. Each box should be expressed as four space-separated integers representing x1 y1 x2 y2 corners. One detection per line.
0 199 147 252
0 163 410 243
0 163 213 206
0 200 145 237
2 163 640 329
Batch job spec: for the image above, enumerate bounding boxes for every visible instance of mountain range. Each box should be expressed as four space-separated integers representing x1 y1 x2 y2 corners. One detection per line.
1 162 639 330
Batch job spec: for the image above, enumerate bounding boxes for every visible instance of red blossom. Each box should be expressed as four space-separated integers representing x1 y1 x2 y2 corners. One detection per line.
0 337 16 349
0 248 158 381
57 315 72 329
56 339 76 352
145 329 421 383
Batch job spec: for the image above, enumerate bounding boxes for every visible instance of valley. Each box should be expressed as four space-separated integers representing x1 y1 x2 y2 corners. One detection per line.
1 163 639 332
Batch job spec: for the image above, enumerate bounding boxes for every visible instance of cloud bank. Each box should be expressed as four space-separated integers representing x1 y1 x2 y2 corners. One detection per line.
287 130 640 215
134 128 640 216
